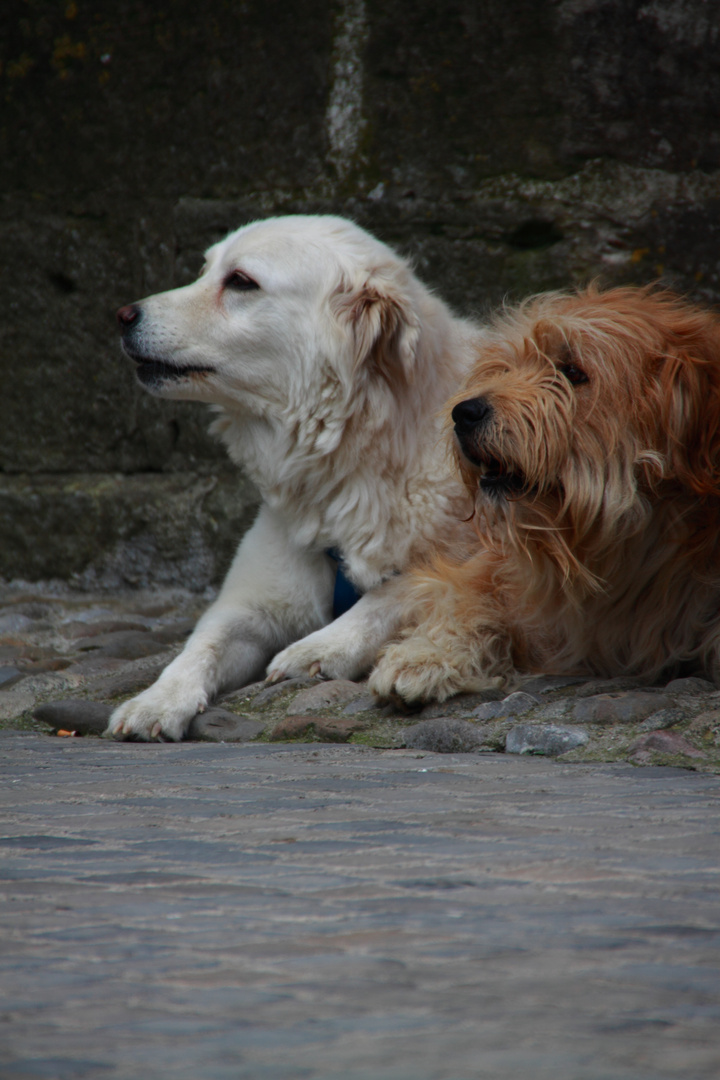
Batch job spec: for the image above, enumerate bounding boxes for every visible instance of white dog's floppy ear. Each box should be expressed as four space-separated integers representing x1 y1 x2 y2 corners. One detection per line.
332 264 421 385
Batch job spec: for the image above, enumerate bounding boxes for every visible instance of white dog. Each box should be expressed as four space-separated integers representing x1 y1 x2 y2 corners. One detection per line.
107 215 480 740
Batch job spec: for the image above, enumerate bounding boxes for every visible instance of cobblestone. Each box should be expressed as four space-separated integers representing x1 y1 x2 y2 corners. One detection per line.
188 708 266 742
1 733 719 1079
628 730 707 763
505 722 590 756
404 717 487 753
571 692 671 725
290 679 366 713
2 584 720 773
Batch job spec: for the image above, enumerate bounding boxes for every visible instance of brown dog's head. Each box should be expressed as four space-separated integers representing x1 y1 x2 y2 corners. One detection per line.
451 285 720 588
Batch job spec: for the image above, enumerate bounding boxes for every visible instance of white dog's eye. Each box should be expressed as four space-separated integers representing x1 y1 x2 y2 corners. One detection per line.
560 362 589 386
224 270 260 292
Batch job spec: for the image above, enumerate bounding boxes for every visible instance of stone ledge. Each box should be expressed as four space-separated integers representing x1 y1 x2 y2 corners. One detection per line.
0 472 259 589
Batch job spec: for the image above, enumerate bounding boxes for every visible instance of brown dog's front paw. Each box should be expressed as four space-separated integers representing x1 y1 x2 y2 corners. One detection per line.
370 633 504 707
369 642 456 706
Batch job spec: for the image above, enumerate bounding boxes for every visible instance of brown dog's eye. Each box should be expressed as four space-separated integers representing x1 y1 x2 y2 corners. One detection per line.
560 362 589 386
224 270 260 291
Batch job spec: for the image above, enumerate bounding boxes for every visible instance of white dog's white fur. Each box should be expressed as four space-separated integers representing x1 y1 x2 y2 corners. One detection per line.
108 215 479 740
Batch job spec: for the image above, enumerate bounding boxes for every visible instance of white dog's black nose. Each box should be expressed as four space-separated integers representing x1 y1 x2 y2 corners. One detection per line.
452 397 492 431
117 304 142 330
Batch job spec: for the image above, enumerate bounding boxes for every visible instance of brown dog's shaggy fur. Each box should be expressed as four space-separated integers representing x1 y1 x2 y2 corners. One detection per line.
369 285 720 704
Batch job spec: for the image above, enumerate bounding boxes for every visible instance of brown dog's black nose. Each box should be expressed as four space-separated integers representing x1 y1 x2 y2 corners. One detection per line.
117 304 141 329
452 397 492 431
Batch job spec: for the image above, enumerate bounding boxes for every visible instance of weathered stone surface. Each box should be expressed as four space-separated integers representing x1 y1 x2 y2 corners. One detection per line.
2 735 720 1079
3 1 720 585
0 473 259 589
83 653 175 700
639 708 687 732
270 713 369 743
505 723 589 757
74 630 168 660
629 730 706 763
145 619 195 645
404 718 486 754
0 613 34 634
688 710 720 746
664 677 718 695
518 675 588 696
342 692 383 716
0 666 23 689
0 686 37 721
419 688 504 719
61 618 150 639
574 676 646 698
472 691 539 720
219 679 270 704
4 576 720 771
33 700 113 736
18 656 72 674
188 708 265 743
64 655 134 677
572 692 670 725
289 679 365 714
313 716 370 742
269 715 316 741
250 677 322 708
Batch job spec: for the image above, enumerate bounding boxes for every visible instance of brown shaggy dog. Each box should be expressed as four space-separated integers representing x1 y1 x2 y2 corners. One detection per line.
369 285 720 705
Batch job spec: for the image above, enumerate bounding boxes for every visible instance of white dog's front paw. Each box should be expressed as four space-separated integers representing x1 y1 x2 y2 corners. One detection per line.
369 636 498 707
267 630 369 684
105 680 208 742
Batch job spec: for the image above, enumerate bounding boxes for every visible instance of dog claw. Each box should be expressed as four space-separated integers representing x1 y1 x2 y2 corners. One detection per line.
308 661 322 677
151 722 162 739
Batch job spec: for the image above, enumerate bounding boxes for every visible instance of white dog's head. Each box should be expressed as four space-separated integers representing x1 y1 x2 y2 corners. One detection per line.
117 216 425 431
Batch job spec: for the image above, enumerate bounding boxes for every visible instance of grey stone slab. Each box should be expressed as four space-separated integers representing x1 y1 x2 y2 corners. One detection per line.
573 676 647 697
33 700 113 735
472 691 539 720
342 693 383 716
418 689 504 719
74 630 169 661
188 708 266 742
505 722 590 756
0 734 719 1078
665 677 718 695
517 676 588 695
572 692 671 724
403 718 486 753
250 677 321 708
289 680 366 714
639 708 687 732
0 666 24 689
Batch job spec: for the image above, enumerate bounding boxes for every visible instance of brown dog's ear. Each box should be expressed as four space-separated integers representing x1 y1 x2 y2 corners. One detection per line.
332 265 421 386
532 318 569 362
659 318 720 497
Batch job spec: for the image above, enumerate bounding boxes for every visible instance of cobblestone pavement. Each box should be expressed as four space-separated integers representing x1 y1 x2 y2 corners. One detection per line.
2 584 720 771
2 584 720 1078
1 732 720 1080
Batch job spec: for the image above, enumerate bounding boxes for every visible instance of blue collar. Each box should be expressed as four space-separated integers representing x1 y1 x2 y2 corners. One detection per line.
325 548 363 619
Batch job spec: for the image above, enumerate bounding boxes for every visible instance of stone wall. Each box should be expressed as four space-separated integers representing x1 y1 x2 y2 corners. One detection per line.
2 0 719 587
